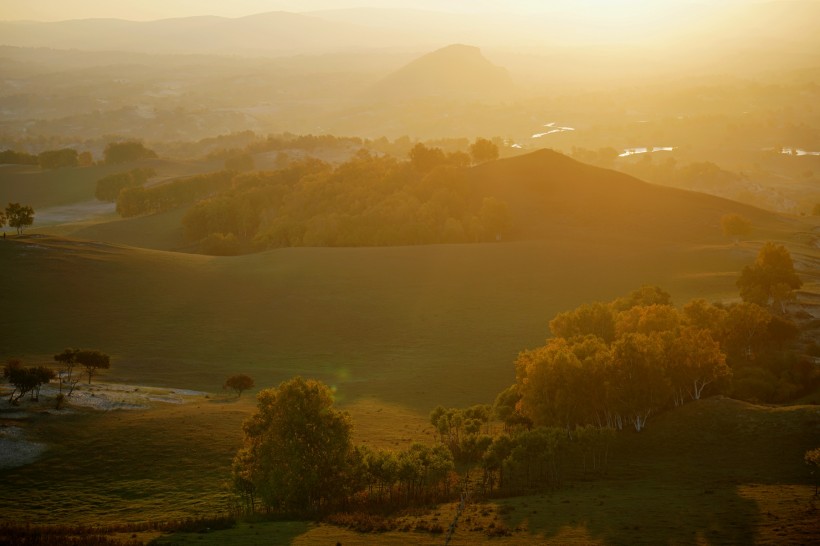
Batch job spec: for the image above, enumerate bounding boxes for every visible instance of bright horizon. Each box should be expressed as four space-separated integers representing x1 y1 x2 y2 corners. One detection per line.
0 0 783 22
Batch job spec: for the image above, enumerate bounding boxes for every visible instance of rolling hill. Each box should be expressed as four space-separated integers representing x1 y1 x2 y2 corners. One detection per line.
38 148 805 253
4 149 818 409
471 148 798 244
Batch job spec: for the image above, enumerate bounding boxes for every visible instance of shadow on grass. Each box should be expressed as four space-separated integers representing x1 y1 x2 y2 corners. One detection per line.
497 479 759 545
150 521 314 545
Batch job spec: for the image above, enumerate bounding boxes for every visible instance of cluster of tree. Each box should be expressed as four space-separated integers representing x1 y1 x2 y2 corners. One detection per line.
479 425 615 495
3 360 54 404
36 148 79 169
116 171 233 217
232 377 462 516
2 203 35 235
516 308 725 433
103 141 157 164
1 349 111 407
204 133 366 162
427 402 613 494
182 147 509 253
53 348 111 387
231 376 621 517
0 149 38 165
0 147 94 169
0 141 157 169
513 243 810 433
354 443 456 508
95 168 156 202
214 133 492 164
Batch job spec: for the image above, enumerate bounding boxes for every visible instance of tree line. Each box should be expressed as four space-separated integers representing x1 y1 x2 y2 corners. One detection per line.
0 141 156 169
179 142 505 254
230 377 611 518
116 171 233 218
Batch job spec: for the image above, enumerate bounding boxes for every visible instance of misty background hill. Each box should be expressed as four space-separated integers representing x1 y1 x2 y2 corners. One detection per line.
368 44 515 101
1 1 819 214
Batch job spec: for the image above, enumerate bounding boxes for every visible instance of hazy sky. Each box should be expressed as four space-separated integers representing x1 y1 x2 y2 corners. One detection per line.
0 0 774 21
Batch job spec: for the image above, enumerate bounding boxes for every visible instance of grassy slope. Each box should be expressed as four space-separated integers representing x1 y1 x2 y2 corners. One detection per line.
472 149 802 244
0 393 435 527
141 397 819 545
0 233 787 410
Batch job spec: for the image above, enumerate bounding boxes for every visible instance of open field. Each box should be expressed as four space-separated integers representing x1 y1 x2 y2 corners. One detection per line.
5 231 817 410
0 385 433 526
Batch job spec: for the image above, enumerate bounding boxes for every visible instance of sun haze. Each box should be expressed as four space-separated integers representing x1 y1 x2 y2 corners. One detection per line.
0 0 818 544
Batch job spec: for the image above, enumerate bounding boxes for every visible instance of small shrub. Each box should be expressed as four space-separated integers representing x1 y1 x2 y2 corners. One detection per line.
486 523 511 537
325 512 393 533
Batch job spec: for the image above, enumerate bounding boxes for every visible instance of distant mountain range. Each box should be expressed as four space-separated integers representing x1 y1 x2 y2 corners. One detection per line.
1 2 819 59
0 12 412 56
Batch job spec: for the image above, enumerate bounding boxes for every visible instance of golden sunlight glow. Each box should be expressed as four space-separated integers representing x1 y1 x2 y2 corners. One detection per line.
0 0 751 22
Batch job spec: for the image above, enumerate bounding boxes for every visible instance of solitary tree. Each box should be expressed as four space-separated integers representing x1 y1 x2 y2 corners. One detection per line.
0 208 6 236
469 137 499 164
721 213 752 243
5 203 34 234
224 374 254 398
75 350 110 384
737 242 802 313
54 348 80 395
232 377 355 513
30 366 55 401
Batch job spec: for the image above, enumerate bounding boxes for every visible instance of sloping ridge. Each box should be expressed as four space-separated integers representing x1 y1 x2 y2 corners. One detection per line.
369 43 514 101
471 148 787 243
625 396 819 483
